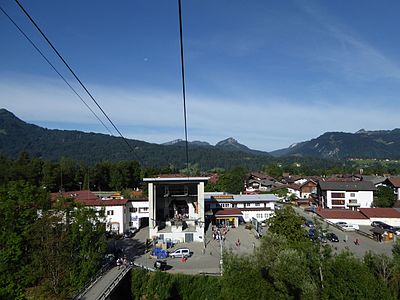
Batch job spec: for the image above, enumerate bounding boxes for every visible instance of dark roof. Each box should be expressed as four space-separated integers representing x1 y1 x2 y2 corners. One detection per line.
214 208 243 216
318 181 376 191
361 175 387 185
287 183 301 190
300 179 318 188
249 172 276 181
248 179 278 187
359 208 400 218
317 209 367 220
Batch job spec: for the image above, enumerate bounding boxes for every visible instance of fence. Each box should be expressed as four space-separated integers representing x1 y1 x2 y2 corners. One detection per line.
97 265 132 300
73 260 114 300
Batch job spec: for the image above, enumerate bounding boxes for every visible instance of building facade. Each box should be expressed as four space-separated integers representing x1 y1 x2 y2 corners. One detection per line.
144 176 209 243
206 193 278 223
318 181 376 210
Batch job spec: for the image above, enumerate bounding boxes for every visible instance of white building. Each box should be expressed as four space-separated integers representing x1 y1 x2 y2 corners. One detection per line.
52 190 129 234
144 176 209 243
384 177 400 201
318 181 376 210
206 193 278 223
126 199 149 229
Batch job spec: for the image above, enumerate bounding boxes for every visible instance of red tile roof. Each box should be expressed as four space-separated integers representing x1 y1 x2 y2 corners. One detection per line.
359 208 400 218
317 209 367 219
51 190 128 206
387 177 400 188
154 173 189 178
214 208 243 216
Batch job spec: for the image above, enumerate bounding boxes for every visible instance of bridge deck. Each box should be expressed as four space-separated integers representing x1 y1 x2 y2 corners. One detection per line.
80 266 130 300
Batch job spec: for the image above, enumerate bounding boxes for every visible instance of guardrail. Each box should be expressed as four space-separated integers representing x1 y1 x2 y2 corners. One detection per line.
133 262 155 272
73 260 114 300
97 265 132 300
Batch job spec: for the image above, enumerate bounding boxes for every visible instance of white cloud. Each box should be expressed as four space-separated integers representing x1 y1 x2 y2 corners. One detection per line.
1 73 399 152
298 1 400 82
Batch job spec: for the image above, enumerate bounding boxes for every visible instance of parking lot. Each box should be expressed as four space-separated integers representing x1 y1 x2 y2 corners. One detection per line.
294 206 394 257
126 207 396 276
132 224 260 275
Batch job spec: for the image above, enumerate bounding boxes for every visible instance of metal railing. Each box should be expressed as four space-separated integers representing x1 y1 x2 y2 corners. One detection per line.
97 265 132 300
73 260 114 300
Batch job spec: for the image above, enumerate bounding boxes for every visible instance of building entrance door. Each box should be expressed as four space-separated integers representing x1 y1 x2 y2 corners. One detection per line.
185 233 193 243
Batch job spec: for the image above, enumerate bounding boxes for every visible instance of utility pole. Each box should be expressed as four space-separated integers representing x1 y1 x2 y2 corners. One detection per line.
220 236 223 275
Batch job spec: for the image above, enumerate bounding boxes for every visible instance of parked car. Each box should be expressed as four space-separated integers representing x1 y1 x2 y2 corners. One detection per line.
371 221 388 228
308 228 316 239
154 260 168 271
336 221 347 227
305 219 315 228
336 222 359 231
169 248 192 258
308 228 327 243
326 232 339 242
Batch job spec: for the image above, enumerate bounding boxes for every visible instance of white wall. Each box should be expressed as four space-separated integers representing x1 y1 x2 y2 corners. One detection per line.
294 178 308 185
326 190 373 209
287 189 300 198
127 200 149 229
242 210 274 222
97 205 126 234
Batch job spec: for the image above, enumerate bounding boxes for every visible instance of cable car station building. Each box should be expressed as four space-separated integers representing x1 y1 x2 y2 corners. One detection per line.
143 175 209 243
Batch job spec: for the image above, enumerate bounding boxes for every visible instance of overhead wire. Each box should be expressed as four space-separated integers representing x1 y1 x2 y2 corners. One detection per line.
177 0 190 174
0 5 114 137
13 0 143 164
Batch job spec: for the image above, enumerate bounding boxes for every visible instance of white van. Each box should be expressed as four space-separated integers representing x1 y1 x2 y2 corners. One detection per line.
169 248 191 258
336 222 359 231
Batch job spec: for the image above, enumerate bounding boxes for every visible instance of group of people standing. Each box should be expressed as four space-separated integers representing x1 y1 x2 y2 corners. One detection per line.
212 225 228 241
116 257 131 269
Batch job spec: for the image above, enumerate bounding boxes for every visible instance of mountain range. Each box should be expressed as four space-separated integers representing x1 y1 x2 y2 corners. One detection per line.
0 109 272 170
271 129 400 159
1 108 400 169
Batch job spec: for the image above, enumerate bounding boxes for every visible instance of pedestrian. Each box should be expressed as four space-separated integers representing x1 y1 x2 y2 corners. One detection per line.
354 238 359 245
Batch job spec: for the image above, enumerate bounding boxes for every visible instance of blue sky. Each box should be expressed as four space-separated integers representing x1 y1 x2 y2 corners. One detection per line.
1 0 400 152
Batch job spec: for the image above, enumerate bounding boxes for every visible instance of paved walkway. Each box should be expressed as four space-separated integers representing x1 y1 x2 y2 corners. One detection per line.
80 266 129 300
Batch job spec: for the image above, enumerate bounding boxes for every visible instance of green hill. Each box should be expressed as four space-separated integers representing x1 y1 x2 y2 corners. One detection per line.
0 109 272 170
270 129 400 159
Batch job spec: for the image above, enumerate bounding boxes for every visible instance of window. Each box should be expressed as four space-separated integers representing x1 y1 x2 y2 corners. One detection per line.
350 193 356 197
255 203 260 207
107 210 114 216
129 222 134 227
331 193 345 198
129 207 138 213
139 207 148 213
349 199 357 204
245 203 251 207
331 200 345 205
